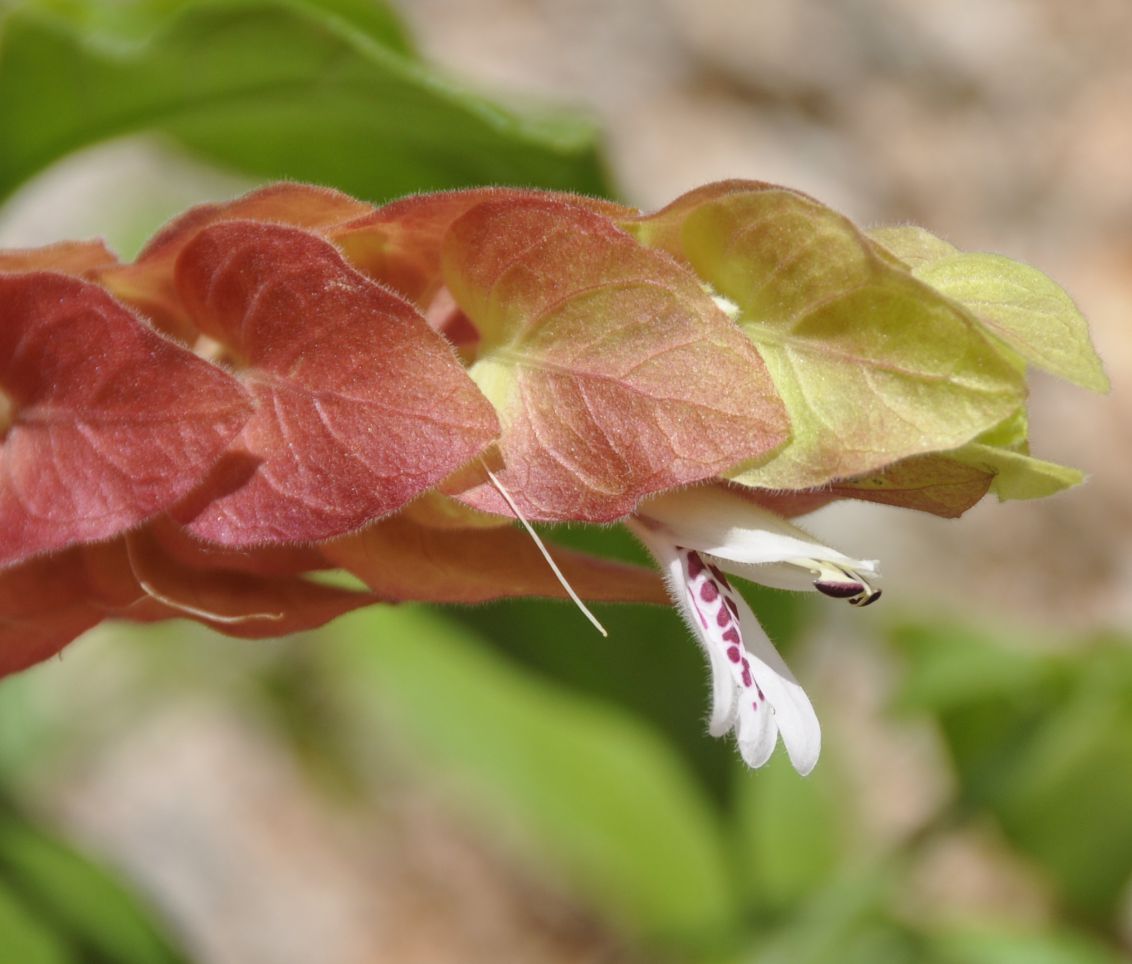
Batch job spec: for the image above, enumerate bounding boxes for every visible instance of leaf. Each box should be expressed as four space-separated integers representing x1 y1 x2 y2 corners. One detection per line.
0 272 252 568
913 253 1109 392
733 751 846 913
171 221 499 545
891 624 1132 922
925 921 1126 964
323 604 740 944
323 513 667 605
0 878 70 964
0 0 612 203
748 864 911 964
440 197 789 521
0 809 190 964
623 182 1027 489
100 183 375 340
988 651 1132 921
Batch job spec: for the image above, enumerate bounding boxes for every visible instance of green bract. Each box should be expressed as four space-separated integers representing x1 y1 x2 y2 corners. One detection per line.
618 182 1104 507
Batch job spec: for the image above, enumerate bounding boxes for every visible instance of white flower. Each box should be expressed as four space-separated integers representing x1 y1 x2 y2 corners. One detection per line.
628 484 880 776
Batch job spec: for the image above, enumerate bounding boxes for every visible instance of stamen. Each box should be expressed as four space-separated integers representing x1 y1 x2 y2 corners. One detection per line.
812 562 881 607
483 463 608 637
814 579 866 599
850 587 882 607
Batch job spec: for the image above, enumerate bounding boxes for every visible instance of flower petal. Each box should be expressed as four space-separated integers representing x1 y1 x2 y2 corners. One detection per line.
632 522 821 774
642 529 739 735
639 485 874 571
638 485 880 604
728 588 822 775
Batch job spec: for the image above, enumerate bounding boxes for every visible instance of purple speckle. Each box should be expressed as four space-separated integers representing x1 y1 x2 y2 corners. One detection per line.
686 552 705 578
724 597 739 618
722 627 741 645
727 646 741 663
700 581 719 603
708 564 732 589
716 606 731 627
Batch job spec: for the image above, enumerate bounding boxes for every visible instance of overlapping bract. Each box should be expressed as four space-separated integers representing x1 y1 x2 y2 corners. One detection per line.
0 179 1104 676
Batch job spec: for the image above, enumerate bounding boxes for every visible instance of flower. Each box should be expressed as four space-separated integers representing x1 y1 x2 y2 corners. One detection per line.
627 484 881 775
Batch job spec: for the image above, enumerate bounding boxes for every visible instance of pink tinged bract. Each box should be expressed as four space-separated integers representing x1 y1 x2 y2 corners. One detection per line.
171 221 500 546
332 187 635 310
100 183 375 341
0 272 253 568
440 198 790 521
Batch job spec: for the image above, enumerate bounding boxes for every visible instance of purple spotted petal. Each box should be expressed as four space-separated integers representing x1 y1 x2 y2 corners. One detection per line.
635 522 822 775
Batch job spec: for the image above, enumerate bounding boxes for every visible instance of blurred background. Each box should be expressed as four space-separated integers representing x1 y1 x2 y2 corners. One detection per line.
1 1 1130 961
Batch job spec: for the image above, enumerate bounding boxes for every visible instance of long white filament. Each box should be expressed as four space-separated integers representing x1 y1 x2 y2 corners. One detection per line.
125 535 284 625
483 464 608 637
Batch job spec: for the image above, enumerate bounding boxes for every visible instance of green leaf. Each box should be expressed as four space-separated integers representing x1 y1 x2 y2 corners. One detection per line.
0 0 611 203
0 878 70 964
733 751 846 913
749 864 916 964
0 809 189 964
891 624 1132 923
913 253 1109 392
322 604 740 947
627 184 1027 489
990 650 1132 921
926 921 1127 964
17 0 415 55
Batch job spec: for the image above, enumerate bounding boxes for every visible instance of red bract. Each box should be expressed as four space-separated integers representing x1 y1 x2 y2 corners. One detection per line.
121 524 377 636
0 272 252 567
0 522 378 679
437 197 789 520
324 513 666 605
333 187 633 308
100 183 374 340
169 220 499 545
0 548 103 676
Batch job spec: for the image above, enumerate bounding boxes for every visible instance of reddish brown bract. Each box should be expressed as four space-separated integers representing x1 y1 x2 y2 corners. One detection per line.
171 221 500 545
0 272 252 567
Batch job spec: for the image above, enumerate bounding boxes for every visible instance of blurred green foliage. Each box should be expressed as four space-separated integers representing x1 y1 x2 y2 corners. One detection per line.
0 0 612 203
0 799 190 963
1 0 1130 961
892 622 1132 927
